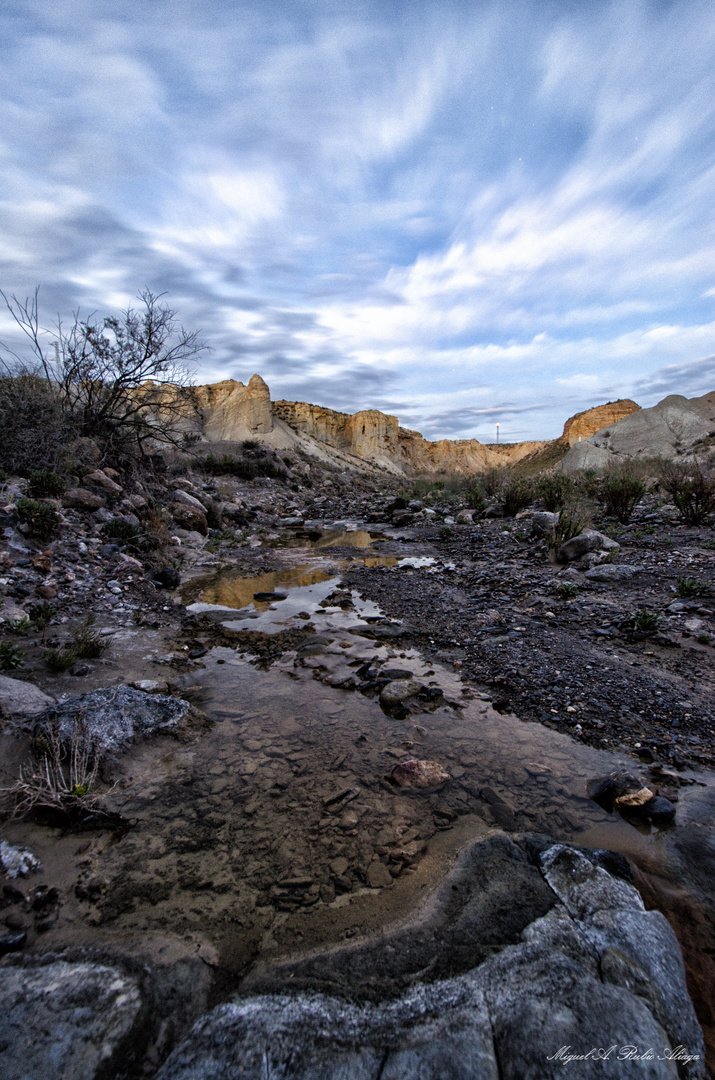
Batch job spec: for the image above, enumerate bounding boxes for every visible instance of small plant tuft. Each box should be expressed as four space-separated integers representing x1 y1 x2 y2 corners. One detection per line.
7 616 36 636
0 642 25 669
15 496 60 539
26 470 66 498
624 608 660 634
556 582 580 599
676 576 708 598
28 602 56 629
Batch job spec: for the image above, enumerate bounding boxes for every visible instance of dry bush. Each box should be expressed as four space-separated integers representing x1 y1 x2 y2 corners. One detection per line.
0 717 106 820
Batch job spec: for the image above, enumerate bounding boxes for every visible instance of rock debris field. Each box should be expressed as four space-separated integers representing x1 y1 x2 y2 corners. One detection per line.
1 457 714 1079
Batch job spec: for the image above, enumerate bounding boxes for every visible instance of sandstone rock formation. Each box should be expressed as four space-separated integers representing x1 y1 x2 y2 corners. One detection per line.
180 374 652 476
561 391 715 472
195 375 273 441
561 399 640 445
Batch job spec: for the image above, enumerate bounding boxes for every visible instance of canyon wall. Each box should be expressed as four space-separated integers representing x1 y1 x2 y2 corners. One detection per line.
188 375 651 476
561 399 640 445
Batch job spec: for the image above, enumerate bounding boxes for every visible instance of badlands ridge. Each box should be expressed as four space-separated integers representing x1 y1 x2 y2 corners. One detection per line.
189 374 644 475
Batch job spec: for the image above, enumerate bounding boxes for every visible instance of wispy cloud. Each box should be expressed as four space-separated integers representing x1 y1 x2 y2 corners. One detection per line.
1 0 714 441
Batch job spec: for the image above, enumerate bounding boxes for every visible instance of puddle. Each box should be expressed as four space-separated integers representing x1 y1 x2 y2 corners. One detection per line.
269 527 377 550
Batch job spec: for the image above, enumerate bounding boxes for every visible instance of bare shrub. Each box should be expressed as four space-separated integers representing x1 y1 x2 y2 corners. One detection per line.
0 718 106 820
660 462 715 525
0 368 67 474
1 288 208 461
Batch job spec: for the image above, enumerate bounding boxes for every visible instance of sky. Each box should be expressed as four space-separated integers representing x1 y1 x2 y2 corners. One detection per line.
1 0 714 443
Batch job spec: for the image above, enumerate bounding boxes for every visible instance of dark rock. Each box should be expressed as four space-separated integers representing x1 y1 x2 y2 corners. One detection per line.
0 932 26 955
152 567 181 589
0 960 142 1079
645 795 677 825
253 591 287 601
156 837 705 1080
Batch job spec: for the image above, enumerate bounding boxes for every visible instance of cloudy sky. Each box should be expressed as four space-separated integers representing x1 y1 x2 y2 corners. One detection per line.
1 0 714 442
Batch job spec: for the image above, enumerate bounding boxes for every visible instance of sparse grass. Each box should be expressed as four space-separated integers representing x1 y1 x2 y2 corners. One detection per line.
206 528 237 552
0 642 25 669
44 615 106 670
676 576 708 598
438 525 453 539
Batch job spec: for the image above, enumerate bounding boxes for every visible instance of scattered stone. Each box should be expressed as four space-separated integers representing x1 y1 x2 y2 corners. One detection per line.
62 488 106 511
152 567 181 589
386 759 450 789
366 860 393 888
379 678 423 707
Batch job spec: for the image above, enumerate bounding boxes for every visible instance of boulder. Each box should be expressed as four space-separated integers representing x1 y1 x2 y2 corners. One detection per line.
0 960 142 1080
155 837 705 1080
0 674 56 719
531 511 558 539
172 489 208 514
584 564 641 582
558 529 619 563
30 685 193 761
62 488 106 511
84 469 124 496
171 503 208 535
380 678 423 707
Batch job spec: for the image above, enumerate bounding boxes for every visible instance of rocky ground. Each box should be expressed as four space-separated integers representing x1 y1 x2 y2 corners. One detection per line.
1 448 714 1077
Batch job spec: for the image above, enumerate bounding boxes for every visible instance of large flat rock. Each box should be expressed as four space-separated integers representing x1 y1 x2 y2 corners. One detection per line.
155 837 706 1080
0 960 142 1080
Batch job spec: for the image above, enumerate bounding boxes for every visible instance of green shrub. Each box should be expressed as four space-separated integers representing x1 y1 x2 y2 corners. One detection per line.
14 497 60 539
676 576 708 598
438 525 453 539
538 475 574 512
481 468 505 497
26 470 66 498
556 582 580 599
601 472 646 523
0 642 25 669
623 608 660 634
28 602 56 629
660 463 715 525
7 617 35 636
199 453 286 481
503 478 533 517
43 646 78 672
102 518 141 543
0 371 67 474
71 614 107 659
